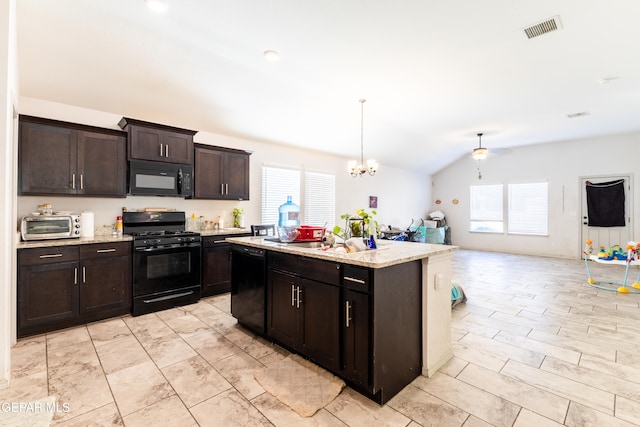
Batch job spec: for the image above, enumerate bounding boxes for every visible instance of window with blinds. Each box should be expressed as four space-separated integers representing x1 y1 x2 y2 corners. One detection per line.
469 184 504 233
508 183 548 235
261 166 301 225
304 171 335 228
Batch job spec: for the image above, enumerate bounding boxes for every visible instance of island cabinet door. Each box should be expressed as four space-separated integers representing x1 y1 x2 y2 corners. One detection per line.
267 269 298 349
299 278 340 373
342 288 371 388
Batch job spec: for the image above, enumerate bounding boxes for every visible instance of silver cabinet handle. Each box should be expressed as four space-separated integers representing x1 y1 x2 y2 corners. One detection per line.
39 253 63 259
96 249 116 253
291 284 296 307
345 301 352 327
72 173 76 189
344 276 366 284
80 174 84 190
82 267 86 284
212 240 227 244
74 267 78 285
225 183 229 195
165 145 169 158
221 184 225 195
160 143 164 157
296 286 302 308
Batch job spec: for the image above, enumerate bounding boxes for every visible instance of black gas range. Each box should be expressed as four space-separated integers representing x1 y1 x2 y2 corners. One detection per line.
123 211 202 316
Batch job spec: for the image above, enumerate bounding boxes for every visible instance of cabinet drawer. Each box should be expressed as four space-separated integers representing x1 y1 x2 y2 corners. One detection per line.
80 242 131 259
304 257 340 285
342 265 371 292
19 246 79 266
268 251 300 275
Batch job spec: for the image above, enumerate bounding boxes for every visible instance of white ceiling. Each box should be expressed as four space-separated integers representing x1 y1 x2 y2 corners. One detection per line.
16 0 640 174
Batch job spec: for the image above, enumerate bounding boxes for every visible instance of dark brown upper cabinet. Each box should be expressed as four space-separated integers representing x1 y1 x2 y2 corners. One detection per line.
194 144 251 200
118 117 196 165
19 115 127 197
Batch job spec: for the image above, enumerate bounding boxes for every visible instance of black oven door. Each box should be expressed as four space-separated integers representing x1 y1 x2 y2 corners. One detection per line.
132 243 201 297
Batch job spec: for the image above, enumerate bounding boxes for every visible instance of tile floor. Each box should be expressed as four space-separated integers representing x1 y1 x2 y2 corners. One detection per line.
2 249 640 426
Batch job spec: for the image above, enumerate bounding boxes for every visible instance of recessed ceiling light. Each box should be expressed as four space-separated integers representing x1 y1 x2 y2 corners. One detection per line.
263 50 280 61
145 0 168 13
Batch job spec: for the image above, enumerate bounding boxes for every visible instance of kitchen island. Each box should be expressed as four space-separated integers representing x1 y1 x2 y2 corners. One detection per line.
226 236 456 404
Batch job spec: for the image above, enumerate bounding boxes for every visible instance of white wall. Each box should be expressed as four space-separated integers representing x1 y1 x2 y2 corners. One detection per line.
1 0 18 389
17 97 432 232
432 133 640 258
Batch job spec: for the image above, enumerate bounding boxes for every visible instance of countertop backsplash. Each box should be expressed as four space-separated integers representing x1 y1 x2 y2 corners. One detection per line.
17 195 257 237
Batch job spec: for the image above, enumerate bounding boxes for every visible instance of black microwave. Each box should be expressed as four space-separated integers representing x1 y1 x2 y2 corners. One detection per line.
129 160 193 197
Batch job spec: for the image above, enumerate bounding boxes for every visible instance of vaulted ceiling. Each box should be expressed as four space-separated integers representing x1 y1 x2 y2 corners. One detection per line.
16 0 640 173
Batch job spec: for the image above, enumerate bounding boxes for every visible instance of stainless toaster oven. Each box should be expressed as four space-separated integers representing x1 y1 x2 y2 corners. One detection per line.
21 214 82 241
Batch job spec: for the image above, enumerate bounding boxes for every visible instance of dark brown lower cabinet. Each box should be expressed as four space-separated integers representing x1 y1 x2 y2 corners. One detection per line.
18 242 132 337
342 287 370 389
202 233 251 297
267 252 341 373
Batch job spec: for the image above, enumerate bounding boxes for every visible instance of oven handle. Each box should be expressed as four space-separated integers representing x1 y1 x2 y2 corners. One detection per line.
134 243 201 252
142 290 194 304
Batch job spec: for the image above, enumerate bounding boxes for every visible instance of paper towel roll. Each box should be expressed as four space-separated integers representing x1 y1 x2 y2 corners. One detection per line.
81 211 94 238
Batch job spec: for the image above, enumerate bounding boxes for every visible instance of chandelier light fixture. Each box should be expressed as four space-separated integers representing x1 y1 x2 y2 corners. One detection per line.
348 99 378 177
472 132 488 161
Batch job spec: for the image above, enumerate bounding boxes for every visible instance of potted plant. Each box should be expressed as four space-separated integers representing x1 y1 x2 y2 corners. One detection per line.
232 208 244 228
333 209 378 240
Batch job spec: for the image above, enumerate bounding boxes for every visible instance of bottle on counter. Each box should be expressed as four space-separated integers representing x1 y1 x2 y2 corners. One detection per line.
278 196 300 227
116 215 123 237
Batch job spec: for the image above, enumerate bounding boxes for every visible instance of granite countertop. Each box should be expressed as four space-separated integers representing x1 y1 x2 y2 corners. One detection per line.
17 234 133 249
225 236 457 268
199 228 251 237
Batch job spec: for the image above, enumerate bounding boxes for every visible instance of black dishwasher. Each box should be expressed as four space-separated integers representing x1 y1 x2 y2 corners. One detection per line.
230 245 266 335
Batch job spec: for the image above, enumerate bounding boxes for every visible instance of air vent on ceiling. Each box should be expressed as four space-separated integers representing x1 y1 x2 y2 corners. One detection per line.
567 111 590 119
523 16 562 39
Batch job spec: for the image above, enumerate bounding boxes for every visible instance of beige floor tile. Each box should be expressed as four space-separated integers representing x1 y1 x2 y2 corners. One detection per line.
209 352 266 400
138 331 198 368
190 389 271 427
224 327 277 359
493 330 581 365
458 332 546 368
49 364 113 423
324 387 410 426
410 373 520 427
161 355 232 408
579 353 640 383
387 383 469 427
46 326 91 350
565 401 637 427
122 313 174 341
206 293 232 314
162 313 211 338
540 357 640 403
86 317 132 346
451 340 508 372
52 402 123 426
122 395 198 427
252 392 347 426
106 360 174 416
615 395 640 425
501 359 614 414
47 340 101 380
457 363 569 423
9 335 46 379
527 329 617 361
512 408 564 427
461 416 494 427
183 329 243 364
0 368 48 403
437 356 469 378
94 335 150 374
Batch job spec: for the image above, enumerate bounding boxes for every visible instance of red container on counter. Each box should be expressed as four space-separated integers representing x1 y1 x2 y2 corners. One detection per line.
295 226 325 241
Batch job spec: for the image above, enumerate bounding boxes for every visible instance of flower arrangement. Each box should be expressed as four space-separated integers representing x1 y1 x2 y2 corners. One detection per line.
333 209 379 239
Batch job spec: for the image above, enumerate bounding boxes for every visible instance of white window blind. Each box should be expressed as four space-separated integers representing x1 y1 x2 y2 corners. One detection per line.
508 183 548 235
304 171 335 228
261 166 301 225
470 184 504 233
